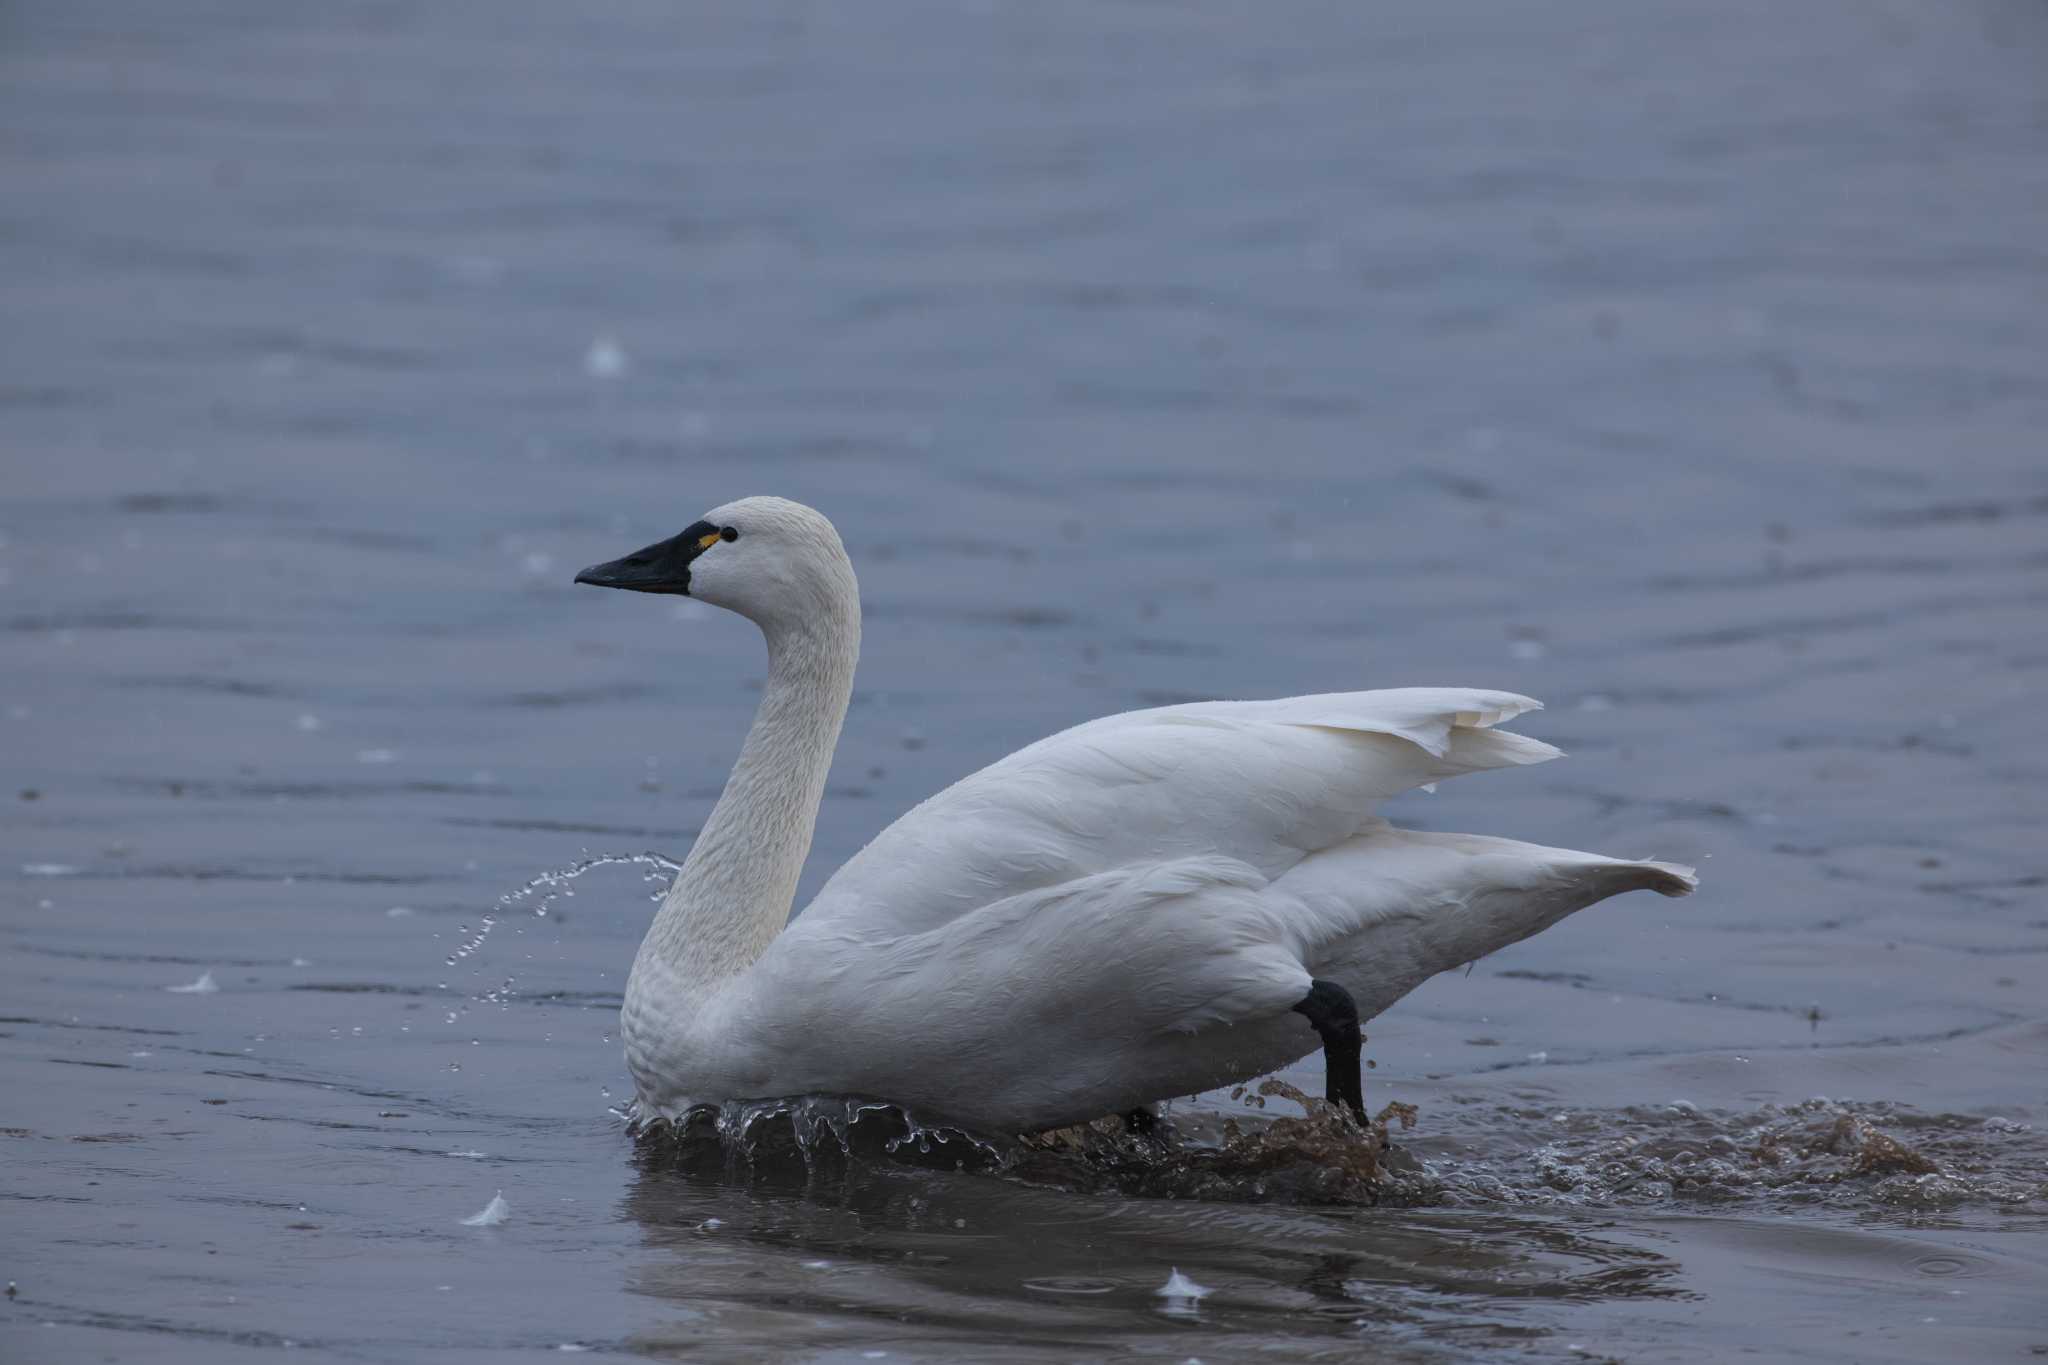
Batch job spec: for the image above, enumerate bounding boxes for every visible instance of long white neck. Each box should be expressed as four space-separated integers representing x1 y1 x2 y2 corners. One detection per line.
633 599 859 1001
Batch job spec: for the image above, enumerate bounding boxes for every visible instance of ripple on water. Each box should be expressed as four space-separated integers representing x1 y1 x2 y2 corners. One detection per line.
1024 1276 1117 1295
1907 1252 1994 1279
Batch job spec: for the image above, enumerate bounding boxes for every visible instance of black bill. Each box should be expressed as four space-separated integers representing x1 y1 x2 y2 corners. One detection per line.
573 520 721 595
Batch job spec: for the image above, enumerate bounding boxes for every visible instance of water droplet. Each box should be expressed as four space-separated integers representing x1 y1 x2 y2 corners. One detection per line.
585 335 630 379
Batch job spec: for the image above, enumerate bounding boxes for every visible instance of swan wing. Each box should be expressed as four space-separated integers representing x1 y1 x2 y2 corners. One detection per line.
742 830 1691 1128
742 855 1315 1123
803 688 1560 938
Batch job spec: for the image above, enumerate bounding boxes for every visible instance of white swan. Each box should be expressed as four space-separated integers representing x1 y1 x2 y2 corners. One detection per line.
576 496 1695 1133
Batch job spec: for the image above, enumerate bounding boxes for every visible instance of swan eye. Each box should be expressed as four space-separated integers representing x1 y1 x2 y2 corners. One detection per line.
720 526 739 542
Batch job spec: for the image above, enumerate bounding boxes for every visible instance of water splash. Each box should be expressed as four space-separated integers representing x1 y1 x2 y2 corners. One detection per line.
637 1094 1007 1179
1156 1267 1212 1307
496 851 682 922
626 1079 2044 1216
631 1081 1402 1205
442 851 680 1029
446 851 679 971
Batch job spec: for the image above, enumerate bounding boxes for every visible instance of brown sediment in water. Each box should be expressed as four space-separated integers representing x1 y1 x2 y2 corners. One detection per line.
629 1084 1423 1205
1753 1109 1939 1179
1818 1113 1939 1177
1014 1080 1423 1206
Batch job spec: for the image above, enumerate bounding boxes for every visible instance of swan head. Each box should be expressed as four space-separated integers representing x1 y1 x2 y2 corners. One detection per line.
574 495 857 634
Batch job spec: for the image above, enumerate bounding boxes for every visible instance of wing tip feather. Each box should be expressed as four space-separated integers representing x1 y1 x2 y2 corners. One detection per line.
1636 860 1699 897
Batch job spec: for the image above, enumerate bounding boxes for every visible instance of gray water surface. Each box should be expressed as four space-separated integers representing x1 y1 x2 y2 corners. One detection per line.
5 2 2047 1360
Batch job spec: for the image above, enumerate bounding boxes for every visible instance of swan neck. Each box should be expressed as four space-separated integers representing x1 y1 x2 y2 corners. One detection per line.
641 607 857 990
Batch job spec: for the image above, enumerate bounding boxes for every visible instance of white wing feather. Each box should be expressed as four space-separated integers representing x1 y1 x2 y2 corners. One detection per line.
748 856 1312 1106
802 688 1559 937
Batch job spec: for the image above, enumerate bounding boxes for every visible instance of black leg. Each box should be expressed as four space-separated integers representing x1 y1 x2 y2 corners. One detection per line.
1292 978 1365 1121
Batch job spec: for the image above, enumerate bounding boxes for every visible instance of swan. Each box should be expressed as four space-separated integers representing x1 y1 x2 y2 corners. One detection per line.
575 496 1695 1133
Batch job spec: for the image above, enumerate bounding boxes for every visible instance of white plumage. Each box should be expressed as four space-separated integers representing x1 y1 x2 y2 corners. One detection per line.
578 497 1695 1133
